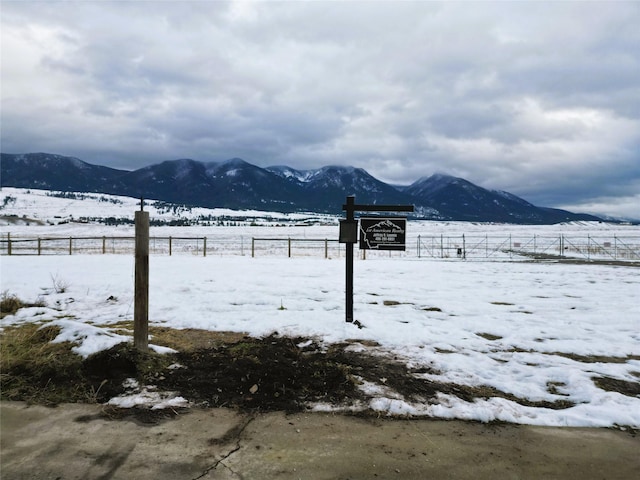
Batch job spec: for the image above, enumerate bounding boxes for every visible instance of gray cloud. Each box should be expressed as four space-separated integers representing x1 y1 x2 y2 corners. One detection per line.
1 1 639 218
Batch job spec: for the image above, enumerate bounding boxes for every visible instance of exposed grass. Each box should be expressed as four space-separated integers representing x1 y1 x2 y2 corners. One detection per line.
149 327 248 352
0 322 87 404
0 322 174 405
0 293 24 318
0 292 45 319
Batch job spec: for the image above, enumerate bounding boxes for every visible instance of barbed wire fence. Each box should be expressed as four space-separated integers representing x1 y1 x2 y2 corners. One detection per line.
1 233 639 262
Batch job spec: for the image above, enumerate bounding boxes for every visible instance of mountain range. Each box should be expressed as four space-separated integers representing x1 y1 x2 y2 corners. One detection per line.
0 152 603 224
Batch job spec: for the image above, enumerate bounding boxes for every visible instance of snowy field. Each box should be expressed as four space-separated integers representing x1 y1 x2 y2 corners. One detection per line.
2 253 639 427
2 187 640 261
1 187 639 427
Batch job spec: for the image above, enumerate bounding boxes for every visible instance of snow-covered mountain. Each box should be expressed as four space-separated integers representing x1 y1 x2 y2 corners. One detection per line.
404 174 601 224
1 153 604 223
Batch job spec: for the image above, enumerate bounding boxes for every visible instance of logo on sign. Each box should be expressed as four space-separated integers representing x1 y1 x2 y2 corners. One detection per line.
359 217 407 250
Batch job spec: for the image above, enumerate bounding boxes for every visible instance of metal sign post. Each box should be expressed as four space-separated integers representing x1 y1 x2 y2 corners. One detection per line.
340 196 414 323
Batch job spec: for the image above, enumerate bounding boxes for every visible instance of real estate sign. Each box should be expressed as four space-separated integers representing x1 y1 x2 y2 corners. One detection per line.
359 217 407 251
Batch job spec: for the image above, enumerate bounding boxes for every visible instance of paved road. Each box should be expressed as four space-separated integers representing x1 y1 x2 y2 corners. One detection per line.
1 402 638 479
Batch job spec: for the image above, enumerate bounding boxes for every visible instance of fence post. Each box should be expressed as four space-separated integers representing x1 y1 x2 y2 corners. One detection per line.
102 236 106 254
251 237 255 258
169 236 172 256
325 239 328 259
69 237 73 255
38 238 41 256
7 233 11 255
417 235 421 258
203 237 207 257
288 237 291 258
463 234 466 259
134 208 149 351
441 234 444 258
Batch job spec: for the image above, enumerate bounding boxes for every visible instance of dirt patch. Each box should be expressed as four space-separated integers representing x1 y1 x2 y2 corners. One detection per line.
422 306 442 312
157 335 357 412
3 326 622 414
555 352 640 364
593 376 640 397
502 347 639 364
514 251 640 267
476 332 503 341
155 336 575 412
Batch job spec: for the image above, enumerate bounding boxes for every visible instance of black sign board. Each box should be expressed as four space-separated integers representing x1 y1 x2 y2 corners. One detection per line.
339 220 358 243
341 196 414 323
359 217 407 251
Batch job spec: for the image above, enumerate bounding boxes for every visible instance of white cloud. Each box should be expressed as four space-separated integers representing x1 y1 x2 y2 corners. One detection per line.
1 1 638 217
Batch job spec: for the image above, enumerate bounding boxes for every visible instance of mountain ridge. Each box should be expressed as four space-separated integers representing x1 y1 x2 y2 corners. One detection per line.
1 152 604 224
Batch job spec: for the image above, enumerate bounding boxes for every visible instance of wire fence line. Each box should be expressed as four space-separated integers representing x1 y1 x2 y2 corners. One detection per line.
1 233 639 262
415 234 640 262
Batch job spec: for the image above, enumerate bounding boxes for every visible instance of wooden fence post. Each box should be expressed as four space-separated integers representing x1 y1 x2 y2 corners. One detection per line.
7 233 11 255
134 208 149 351
69 237 73 255
203 237 207 257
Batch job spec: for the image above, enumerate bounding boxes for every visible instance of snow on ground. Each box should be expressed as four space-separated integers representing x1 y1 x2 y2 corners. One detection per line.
3 187 640 262
1 187 639 424
0 187 335 227
2 253 639 427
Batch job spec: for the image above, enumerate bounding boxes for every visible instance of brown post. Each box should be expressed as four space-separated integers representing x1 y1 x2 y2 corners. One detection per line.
7 233 11 255
38 238 41 255
134 207 149 351
69 237 73 255
203 237 207 257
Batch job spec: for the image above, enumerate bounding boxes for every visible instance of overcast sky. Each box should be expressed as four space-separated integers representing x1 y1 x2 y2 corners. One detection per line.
2 1 639 218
